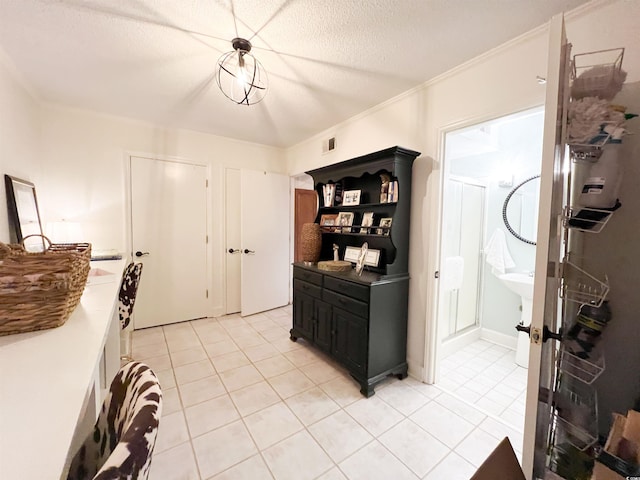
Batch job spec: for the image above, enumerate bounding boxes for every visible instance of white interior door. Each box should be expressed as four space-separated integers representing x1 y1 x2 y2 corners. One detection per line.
130 156 209 328
225 168 241 314
522 14 569 479
240 169 290 316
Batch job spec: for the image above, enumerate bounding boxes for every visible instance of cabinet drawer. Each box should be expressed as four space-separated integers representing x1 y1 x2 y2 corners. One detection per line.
294 279 322 299
293 268 323 286
324 276 369 302
323 289 368 318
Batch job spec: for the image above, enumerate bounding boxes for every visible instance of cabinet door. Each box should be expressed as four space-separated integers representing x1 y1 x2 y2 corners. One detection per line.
333 308 368 375
314 299 332 352
293 290 315 340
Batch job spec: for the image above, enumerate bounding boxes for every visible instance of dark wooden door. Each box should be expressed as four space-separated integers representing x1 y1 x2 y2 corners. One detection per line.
294 189 318 263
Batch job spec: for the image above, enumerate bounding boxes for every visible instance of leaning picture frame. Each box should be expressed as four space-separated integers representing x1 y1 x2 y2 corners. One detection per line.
4 175 45 251
320 213 338 232
360 212 374 233
377 217 393 235
342 190 361 206
335 211 354 233
345 245 380 267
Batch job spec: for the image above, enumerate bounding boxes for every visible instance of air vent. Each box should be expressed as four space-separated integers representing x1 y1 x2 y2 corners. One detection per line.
322 136 336 154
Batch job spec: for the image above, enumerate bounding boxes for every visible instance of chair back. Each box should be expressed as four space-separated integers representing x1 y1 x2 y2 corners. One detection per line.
67 362 162 480
119 262 143 330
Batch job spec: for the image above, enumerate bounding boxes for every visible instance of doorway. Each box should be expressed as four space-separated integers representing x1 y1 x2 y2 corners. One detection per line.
432 107 544 433
130 155 209 329
224 168 291 316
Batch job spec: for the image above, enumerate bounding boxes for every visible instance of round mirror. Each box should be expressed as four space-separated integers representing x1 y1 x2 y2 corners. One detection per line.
502 175 540 245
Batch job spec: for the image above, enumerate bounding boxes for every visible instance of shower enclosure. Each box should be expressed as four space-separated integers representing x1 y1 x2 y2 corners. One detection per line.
440 177 486 338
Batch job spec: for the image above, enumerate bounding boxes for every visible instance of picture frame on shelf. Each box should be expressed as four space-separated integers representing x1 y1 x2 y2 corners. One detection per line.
377 217 392 235
319 213 339 232
360 212 374 233
336 211 354 232
342 190 361 206
345 245 380 267
322 183 335 207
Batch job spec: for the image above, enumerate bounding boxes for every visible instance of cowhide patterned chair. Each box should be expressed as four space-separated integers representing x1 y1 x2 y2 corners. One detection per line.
67 362 162 480
119 262 143 361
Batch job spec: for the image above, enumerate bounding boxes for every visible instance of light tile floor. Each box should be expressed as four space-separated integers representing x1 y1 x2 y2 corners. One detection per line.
132 307 523 480
437 339 527 433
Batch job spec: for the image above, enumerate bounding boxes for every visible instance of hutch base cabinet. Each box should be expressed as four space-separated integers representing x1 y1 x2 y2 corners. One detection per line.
291 146 419 397
291 264 409 397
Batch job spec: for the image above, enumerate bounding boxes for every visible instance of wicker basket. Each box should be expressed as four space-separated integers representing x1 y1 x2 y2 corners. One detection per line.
0 235 91 336
300 223 322 265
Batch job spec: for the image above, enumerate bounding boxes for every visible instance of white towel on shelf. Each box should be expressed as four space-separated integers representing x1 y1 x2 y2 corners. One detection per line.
441 256 464 292
484 229 515 275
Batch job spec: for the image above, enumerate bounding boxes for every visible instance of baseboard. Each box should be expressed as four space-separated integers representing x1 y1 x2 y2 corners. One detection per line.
440 327 482 358
407 359 424 381
480 328 517 350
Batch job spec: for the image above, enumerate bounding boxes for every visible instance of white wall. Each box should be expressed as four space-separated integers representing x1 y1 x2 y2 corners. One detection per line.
37 105 285 316
285 0 640 379
0 53 42 242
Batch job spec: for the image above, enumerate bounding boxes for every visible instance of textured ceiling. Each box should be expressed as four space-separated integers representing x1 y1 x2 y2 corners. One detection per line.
0 0 591 147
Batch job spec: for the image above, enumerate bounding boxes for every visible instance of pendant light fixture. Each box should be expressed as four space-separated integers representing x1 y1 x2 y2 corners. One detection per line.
216 37 268 106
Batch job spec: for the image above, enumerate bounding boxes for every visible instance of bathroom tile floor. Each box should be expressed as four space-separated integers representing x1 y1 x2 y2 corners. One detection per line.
437 339 527 433
132 307 524 480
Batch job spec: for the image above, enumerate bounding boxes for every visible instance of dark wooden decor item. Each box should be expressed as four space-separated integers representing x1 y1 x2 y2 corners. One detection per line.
290 146 420 397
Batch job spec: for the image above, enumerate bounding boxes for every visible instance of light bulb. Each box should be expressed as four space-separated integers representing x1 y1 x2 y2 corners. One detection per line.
236 52 247 87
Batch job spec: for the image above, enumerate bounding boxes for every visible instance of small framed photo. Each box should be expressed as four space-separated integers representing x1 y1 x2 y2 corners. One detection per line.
342 190 361 206
377 217 392 235
360 212 374 233
320 213 338 232
336 211 354 233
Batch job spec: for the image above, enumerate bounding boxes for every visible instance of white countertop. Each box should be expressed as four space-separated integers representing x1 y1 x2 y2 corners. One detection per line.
0 259 125 480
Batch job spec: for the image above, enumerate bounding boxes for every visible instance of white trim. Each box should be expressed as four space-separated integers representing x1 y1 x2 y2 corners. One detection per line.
480 328 518 351
439 327 482 359
407 360 424 382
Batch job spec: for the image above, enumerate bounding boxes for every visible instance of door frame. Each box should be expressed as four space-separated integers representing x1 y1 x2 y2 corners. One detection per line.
124 152 214 323
423 105 544 384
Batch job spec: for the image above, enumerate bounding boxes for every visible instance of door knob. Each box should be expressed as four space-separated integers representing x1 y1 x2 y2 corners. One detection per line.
135 251 150 257
516 324 562 344
243 249 255 254
542 326 563 343
228 248 240 254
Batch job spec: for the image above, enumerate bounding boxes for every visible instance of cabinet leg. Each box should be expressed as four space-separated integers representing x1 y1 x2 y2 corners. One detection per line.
396 371 408 380
360 384 375 398
289 329 298 342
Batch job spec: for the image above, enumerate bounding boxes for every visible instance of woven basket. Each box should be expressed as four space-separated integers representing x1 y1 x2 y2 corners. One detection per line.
0 235 91 336
300 223 322 264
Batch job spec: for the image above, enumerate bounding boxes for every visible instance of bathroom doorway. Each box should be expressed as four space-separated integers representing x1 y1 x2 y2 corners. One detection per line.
433 107 544 434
